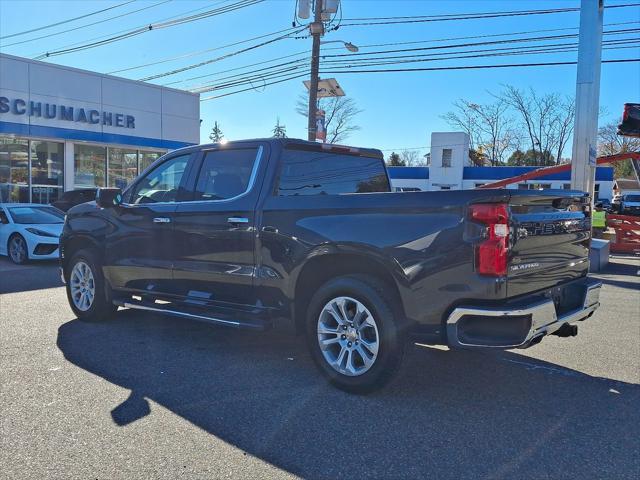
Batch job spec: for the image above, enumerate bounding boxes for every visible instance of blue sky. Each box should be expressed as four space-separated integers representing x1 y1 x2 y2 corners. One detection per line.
1 0 639 158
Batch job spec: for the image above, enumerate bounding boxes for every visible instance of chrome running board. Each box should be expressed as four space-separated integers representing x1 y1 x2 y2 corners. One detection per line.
114 299 267 330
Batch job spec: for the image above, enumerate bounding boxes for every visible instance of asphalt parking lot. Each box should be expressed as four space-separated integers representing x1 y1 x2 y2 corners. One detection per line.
0 256 638 479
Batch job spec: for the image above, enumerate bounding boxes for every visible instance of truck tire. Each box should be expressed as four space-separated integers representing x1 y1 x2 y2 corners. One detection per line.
306 275 405 394
65 249 117 322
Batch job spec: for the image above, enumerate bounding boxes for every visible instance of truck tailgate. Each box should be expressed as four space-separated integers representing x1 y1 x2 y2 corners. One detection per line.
507 190 591 297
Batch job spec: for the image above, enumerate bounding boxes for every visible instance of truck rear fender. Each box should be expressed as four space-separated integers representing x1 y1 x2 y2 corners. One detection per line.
291 247 411 334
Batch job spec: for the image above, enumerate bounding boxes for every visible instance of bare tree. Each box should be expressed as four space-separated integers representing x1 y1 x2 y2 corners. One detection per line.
598 121 640 178
501 86 576 165
296 94 362 143
442 98 515 165
440 100 480 151
400 149 424 166
552 95 575 164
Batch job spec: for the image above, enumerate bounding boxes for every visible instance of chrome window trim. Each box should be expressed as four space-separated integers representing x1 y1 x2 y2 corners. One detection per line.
121 145 263 207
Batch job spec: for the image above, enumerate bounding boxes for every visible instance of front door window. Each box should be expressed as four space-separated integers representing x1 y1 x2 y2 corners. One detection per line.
128 154 190 204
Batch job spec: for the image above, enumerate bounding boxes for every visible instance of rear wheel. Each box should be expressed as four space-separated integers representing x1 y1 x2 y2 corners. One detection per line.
65 249 117 321
306 275 405 394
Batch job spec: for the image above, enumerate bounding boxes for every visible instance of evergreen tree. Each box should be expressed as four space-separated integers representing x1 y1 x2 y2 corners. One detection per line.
209 121 224 142
272 118 287 138
387 152 406 166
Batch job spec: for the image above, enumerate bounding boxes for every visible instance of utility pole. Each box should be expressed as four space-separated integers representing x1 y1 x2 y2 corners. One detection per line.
570 0 604 198
307 0 324 142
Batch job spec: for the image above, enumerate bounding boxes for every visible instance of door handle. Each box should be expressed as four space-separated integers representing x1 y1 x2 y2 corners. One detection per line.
228 217 249 224
153 217 171 223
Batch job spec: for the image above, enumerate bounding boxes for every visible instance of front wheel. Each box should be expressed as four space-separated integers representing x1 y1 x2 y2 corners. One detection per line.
65 249 117 321
306 275 406 394
8 234 28 264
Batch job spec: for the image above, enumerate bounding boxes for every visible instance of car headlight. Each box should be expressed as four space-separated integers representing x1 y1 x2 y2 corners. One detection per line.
25 227 58 238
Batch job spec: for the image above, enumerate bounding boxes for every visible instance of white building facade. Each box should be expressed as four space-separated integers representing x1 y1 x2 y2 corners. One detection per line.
0 53 200 204
389 132 614 200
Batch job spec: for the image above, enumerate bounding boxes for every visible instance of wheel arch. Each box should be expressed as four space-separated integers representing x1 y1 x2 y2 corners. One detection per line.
292 251 407 334
61 234 102 270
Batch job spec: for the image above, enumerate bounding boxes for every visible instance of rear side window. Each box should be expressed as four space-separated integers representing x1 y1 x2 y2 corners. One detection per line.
277 149 390 196
193 148 259 201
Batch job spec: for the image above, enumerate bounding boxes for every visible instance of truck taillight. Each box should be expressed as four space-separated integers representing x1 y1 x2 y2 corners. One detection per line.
469 203 510 277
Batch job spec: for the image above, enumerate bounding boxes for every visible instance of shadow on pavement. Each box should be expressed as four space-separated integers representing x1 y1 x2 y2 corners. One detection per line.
0 259 62 294
57 309 640 479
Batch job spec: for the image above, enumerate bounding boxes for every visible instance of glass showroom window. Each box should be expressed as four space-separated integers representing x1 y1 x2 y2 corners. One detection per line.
108 148 138 188
74 144 106 188
0 136 29 203
30 140 64 204
139 150 164 173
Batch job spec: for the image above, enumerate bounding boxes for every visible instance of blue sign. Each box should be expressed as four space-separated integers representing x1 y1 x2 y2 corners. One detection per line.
0 96 135 129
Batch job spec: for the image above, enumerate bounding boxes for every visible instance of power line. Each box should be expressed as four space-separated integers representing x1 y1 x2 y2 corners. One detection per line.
199 55 639 101
337 20 640 51
137 27 307 81
320 43 640 71
162 21 639 89
319 35 640 67
319 58 640 75
190 42 639 94
201 72 310 101
108 26 301 75
321 28 640 59
0 0 136 40
164 50 309 87
339 3 640 27
32 0 265 60
2 0 173 49
25 1 230 58
141 28 636 88
179 29 639 92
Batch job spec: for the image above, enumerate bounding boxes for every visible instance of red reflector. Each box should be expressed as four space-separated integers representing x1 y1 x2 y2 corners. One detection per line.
469 203 508 224
469 203 510 277
477 238 509 276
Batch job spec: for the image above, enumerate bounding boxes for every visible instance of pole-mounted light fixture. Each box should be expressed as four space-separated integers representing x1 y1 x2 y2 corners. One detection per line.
320 40 359 52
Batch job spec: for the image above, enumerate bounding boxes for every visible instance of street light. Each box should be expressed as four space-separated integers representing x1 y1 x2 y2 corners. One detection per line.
320 40 359 52
306 35 359 142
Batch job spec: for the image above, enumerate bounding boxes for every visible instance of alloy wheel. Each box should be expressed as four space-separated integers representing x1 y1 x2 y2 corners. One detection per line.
9 236 27 264
317 296 380 377
70 261 96 312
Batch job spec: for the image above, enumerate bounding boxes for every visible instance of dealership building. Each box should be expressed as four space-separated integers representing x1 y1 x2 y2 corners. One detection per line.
388 132 615 200
0 53 200 204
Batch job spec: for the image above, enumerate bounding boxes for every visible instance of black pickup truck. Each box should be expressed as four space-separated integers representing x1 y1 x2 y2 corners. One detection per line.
60 138 601 392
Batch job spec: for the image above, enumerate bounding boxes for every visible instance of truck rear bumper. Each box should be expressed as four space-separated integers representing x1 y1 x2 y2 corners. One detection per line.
446 278 602 349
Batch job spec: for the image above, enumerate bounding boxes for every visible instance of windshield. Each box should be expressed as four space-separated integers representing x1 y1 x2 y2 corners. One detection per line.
8 206 64 224
624 195 640 202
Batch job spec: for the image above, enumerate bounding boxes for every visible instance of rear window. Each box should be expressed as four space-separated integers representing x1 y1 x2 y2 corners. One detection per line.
277 149 390 196
625 195 640 202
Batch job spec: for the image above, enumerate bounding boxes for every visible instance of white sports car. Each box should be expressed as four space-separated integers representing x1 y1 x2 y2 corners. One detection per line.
0 203 64 264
